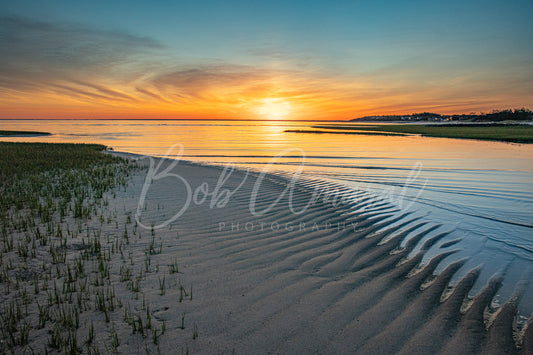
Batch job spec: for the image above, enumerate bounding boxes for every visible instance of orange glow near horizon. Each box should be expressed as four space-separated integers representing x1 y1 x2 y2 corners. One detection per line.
0 69 531 121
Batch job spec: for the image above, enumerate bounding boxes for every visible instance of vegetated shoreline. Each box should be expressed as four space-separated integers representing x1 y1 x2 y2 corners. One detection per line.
286 123 533 143
1 142 532 353
0 130 51 137
350 108 533 122
285 129 410 137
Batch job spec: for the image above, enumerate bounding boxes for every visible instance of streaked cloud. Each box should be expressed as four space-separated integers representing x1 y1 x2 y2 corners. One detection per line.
0 16 161 88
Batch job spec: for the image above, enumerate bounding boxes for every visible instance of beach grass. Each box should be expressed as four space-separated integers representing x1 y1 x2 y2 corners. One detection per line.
0 142 130 219
0 142 177 353
0 142 125 352
286 124 533 143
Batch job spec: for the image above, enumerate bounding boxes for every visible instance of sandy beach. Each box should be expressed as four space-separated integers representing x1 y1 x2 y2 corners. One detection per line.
1 150 532 354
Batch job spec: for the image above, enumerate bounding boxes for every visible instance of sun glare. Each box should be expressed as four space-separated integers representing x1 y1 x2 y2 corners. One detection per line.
257 99 292 119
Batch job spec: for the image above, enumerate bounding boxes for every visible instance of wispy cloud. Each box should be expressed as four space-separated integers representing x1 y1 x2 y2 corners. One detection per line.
135 87 174 104
71 81 138 102
0 16 162 88
151 65 292 100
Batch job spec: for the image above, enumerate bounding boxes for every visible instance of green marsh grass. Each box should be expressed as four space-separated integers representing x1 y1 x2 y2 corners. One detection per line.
0 142 191 353
288 123 533 143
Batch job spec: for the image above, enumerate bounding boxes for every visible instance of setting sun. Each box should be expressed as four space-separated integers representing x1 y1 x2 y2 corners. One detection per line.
256 99 292 119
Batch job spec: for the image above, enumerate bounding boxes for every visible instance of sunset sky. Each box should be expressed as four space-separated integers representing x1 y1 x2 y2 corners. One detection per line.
1 0 532 120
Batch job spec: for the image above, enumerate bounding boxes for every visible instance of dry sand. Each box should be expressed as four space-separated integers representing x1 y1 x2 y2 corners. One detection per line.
2 152 532 354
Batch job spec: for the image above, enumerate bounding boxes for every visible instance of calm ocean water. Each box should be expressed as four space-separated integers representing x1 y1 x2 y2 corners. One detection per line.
2 119 533 313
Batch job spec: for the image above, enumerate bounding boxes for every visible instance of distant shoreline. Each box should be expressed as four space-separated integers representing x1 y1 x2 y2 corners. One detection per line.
351 108 533 123
0 130 51 137
353 120 533 125
286 123 533 143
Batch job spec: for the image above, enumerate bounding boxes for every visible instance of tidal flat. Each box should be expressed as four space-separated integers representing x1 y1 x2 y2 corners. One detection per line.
1 142 532 353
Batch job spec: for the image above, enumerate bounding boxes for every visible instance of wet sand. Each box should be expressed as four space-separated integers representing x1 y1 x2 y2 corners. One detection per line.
110 153 532 353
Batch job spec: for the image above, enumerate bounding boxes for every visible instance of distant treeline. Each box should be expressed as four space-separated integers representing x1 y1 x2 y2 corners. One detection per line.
352 108 533 122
